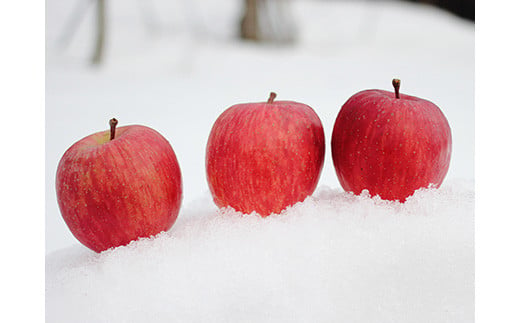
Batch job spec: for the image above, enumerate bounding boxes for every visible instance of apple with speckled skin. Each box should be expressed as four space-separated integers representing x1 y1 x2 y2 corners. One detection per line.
56 119 182 252
331 79 452 202
206 92 325 216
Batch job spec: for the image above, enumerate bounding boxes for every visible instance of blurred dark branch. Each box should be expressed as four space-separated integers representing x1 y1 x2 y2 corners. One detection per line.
239 0 296 43
406 0 474 21
240 0 261 41
92 0 106 65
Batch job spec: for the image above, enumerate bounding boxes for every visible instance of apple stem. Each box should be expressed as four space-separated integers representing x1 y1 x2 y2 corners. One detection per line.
109 118 118 140
392 79 401 99
267 92 277 104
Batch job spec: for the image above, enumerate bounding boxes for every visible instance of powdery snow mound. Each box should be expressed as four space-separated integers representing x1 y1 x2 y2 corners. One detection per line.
46 179 474 323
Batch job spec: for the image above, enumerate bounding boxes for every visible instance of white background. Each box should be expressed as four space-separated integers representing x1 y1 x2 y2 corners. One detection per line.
1 0 520 322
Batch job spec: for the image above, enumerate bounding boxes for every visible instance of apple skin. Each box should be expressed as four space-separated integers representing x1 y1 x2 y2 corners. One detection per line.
331 86 452 202
206 94 325 216
56 124 182 252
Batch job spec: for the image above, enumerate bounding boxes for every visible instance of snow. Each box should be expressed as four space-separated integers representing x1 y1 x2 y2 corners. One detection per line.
46 0 474 322
47 181 474 323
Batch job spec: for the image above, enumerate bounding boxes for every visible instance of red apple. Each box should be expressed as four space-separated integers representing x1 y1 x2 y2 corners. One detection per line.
206 92 325 216
56 119 182 252
331 79 452 202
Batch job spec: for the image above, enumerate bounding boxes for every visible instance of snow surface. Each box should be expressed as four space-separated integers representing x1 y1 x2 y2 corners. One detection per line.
46 0 474 322
47 181 474 323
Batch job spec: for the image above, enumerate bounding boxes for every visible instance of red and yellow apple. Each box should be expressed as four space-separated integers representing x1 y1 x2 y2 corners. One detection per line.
206 92 325 216
331 79 452 202
56 119 182 252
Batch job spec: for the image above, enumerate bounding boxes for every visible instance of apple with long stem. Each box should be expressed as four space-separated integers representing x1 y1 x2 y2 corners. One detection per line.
56 118 182 252
206 92 325 216
331 79 452 202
